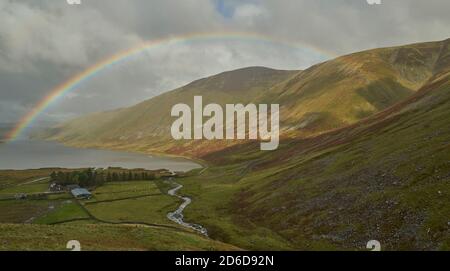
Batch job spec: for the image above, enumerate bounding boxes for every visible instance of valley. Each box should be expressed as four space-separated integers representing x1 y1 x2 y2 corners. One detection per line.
1 38 449 251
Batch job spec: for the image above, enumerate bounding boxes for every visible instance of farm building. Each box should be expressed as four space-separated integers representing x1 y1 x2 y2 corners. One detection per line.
71 188 92 199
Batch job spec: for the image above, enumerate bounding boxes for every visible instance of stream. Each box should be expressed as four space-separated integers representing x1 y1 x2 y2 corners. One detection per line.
166 180 208 236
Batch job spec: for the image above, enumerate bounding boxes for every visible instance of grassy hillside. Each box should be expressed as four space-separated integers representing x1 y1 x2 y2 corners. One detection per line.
38 40 449 157
270 40 443 137
0 224 239 251
178 45 450 250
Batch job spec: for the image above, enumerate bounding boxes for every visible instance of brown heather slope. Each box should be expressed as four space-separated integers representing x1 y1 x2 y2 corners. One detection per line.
180 39 450 250
37 40 449 157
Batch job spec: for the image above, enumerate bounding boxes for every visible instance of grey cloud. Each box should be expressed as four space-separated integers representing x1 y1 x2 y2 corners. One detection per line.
252 0 450 54
0 0 142 72
0 0 449 125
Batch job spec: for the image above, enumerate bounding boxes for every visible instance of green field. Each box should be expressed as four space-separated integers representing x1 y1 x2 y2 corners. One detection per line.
0 173 232 251
87 181 161 202
80 180 179 226
86 196 179 225
34 201 90 224
0 182 49 196
0 176 180 227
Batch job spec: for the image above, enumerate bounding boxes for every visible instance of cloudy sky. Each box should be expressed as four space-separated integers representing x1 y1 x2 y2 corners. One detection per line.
0 0 449 126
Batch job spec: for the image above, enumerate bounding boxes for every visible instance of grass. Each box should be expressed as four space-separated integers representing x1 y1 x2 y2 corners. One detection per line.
86 195 179 226
0 177 180 227
0 200 56 223
178 170 296 250
174 75 450 251
0 224 240 251
34 200 90 224
0 169 72 188
0 182 49 196
81 180 179 226
86 181 161 202
0 173 240 250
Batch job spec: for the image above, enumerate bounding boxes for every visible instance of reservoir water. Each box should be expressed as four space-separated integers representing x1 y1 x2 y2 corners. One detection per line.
0 140 201 172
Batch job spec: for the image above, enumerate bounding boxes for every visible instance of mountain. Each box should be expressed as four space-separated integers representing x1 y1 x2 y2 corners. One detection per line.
37 67 298 155
38 40 448 156
178 38 450 250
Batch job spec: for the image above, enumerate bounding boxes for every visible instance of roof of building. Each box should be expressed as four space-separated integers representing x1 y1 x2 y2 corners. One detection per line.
71 188 91 197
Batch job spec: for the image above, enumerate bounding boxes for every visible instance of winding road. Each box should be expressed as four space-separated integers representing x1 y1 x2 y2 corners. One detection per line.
166 180 208 236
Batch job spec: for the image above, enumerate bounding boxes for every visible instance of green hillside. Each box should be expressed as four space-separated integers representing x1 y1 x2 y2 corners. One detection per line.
38 40 449 157
0 224 239 251
178 40 450 250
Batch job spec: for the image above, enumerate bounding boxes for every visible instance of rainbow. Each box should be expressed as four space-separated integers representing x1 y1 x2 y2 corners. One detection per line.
4 31 337 141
